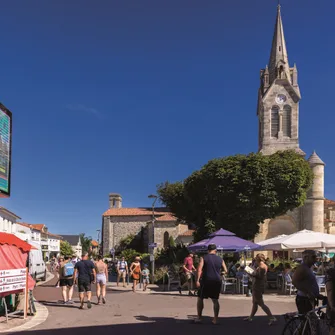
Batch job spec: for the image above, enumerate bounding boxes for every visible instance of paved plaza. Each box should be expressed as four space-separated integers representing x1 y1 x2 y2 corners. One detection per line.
3 275 298 335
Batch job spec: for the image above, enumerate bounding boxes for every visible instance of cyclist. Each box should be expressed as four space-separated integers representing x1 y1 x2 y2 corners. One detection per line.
292 250 319 314
326 265 335 335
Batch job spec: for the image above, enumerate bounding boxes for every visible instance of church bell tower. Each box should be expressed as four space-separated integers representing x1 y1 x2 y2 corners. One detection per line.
257 5 305 156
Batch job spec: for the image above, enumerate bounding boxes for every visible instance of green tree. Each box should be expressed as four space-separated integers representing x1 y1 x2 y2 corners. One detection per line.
117 234 135 253
158 150 313 241
169 236 176 248
60 240 73 256
80 233 92 254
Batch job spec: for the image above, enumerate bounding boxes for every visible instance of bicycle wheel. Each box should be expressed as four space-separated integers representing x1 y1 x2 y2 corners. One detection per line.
282 316 308 335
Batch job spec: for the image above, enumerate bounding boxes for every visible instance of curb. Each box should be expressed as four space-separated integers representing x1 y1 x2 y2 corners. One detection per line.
4 301 49 334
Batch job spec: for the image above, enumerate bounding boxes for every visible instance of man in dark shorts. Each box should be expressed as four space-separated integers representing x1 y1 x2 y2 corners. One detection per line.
292 250 319 314
195 244 227 324
73 252 96 309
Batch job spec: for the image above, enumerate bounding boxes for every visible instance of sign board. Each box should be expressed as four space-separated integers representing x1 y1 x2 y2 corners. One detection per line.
0 268 26 277
0 275 26 285
148 243 157 248
110 248 115 255
0 268 26 294
0 103 12 198
0 282 26 294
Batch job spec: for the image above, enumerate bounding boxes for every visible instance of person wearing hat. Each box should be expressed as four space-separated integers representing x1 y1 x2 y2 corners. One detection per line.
244 253 276 325
195 244 227 325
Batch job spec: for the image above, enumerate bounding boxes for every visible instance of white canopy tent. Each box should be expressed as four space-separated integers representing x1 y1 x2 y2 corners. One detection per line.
257 234 287 247
258 230 335 251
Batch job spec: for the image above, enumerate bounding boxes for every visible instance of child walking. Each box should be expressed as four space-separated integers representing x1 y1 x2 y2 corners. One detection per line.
141 264 150 291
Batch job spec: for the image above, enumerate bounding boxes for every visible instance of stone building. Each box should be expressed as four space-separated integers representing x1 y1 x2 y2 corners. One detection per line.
254 5 335 255
102 193 194 256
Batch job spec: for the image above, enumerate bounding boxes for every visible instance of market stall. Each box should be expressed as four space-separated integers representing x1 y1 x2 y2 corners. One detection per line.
0 232 35 321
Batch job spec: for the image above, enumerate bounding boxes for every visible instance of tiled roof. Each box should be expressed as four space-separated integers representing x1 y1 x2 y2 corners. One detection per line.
47 232 62 239
0 207 21 219
17 222 61 238
156 214 177 222
325 199 335 208
103 207 170 217
61 235 81 246
91 240 99 247
17 223 45 231
179 230 195 237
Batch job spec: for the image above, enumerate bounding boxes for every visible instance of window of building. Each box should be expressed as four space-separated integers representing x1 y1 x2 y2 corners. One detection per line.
271 106 279 137
163 231 170 249
282 105 292 137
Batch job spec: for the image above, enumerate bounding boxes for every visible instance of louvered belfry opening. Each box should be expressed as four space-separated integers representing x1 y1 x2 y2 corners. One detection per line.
271 106 279 137
282 105 292 137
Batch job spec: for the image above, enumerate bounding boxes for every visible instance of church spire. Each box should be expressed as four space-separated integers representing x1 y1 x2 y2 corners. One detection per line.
268 5 290 83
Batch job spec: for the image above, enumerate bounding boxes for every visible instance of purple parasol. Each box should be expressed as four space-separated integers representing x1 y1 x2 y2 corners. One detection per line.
188 228 261 252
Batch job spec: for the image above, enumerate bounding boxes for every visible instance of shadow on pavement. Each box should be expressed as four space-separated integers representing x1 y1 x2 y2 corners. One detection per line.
14 315 286 335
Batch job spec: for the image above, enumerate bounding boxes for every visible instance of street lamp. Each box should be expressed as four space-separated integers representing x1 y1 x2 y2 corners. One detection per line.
96 229 101 255
148 194 158 282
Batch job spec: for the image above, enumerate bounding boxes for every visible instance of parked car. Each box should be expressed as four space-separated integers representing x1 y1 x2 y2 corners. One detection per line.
28 241 46 282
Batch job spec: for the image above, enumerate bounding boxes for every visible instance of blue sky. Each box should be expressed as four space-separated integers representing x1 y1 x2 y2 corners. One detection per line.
1 0 334 239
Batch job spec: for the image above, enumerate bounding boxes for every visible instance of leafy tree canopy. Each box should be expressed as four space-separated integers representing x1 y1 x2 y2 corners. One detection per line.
60 240 74 257
80 233 92 254
157 151 313 241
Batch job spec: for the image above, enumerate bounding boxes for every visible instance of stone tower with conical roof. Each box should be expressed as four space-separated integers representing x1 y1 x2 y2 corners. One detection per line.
303 152 325 232
254 6 325 250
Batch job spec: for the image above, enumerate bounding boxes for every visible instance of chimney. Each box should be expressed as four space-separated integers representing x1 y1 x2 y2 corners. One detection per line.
109 193 122 208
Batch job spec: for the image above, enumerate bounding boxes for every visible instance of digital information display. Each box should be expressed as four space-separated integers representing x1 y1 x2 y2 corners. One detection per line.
0 103 12 197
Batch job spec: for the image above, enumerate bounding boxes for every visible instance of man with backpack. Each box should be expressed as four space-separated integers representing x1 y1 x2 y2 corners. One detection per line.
59 256 75 304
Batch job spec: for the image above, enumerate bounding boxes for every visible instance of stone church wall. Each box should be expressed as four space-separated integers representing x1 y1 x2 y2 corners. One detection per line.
102 215 151 255
153 221 180 250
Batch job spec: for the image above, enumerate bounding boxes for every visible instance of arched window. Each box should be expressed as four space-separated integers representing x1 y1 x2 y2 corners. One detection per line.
282 105 292 137
163 231 170 248
271 106 279 137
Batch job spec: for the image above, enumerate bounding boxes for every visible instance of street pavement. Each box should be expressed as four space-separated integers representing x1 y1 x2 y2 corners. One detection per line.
8 274 298 335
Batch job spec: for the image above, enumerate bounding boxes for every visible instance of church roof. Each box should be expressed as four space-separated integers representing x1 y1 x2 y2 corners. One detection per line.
155 214 177 222
308 151 325 165
102 207 172 217
268 5 290 83
325 199 335 208
178 230 195 237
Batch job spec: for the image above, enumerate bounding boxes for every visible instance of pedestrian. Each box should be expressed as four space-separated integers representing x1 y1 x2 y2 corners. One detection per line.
178 253 196 296
244 253 277 325
59 256 75 304
73 252 96 310
117 256 128 287
95 255 108 304
54 257 62 288
129 256 141 292
326 265 335 335
195 244 228 325
141 264 150 291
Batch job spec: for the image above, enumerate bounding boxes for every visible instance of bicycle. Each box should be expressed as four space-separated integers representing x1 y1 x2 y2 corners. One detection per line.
282 305 330 334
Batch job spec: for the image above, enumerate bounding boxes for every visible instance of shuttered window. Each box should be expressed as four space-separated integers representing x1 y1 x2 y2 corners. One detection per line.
283 105 292 137
271 106 279 137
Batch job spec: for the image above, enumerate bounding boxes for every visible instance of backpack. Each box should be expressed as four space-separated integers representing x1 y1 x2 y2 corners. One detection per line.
63 262 74 277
